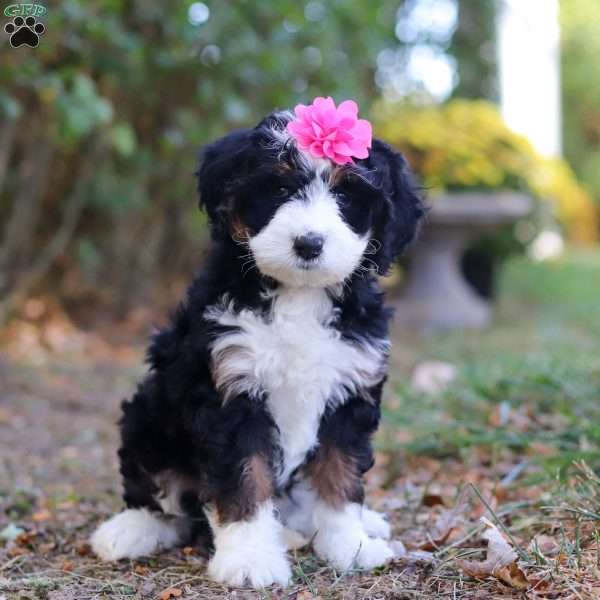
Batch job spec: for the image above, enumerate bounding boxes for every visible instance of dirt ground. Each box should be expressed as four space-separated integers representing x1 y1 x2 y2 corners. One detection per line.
1 280 599 600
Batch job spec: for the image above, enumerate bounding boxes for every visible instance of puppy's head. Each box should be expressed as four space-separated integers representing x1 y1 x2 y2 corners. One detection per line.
198 111 424 288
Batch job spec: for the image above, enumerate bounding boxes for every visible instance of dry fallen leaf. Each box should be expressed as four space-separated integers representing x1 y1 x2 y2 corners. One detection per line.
62 561 74 572
76 543 92 556
38 542 56 554
160 588 183 600
494 562 529 589
32 510 52 522
528 534 560 557
134 564 150 576
418 490 468 550
15 531 37 546
458 517 530 590
422 493 446 507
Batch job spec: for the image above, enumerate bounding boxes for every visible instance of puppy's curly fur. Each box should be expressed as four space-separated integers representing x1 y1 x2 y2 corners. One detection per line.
91 111 424 588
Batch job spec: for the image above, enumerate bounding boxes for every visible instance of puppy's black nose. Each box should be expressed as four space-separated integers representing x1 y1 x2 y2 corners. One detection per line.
294 232 324 260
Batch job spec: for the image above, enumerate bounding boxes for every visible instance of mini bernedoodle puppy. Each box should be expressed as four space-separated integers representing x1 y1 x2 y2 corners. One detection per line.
91 99 424 588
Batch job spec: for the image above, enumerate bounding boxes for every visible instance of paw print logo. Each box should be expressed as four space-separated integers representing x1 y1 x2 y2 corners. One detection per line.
4 16 45 48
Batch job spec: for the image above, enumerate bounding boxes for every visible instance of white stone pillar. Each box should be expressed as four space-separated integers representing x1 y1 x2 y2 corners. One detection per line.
498 0 561 157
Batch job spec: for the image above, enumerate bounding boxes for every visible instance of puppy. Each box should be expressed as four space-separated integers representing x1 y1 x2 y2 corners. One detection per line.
91 108 424 588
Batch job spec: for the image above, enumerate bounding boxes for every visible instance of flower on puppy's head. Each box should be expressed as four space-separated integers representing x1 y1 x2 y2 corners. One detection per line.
287 96 372 165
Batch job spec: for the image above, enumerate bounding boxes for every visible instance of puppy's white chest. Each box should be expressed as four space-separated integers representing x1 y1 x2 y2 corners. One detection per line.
205 288 386 484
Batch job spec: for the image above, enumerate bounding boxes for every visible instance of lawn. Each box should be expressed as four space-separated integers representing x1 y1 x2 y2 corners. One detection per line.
1 251 599 599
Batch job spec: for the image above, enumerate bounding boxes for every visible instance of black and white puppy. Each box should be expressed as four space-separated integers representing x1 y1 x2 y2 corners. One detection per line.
91 110 424 587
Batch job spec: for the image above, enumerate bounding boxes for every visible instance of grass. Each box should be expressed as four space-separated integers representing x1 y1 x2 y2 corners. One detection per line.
1 250 600 598
383 250 600 471
375 250 600 597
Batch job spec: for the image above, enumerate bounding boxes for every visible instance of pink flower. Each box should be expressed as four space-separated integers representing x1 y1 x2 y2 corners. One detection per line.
287 96 372 165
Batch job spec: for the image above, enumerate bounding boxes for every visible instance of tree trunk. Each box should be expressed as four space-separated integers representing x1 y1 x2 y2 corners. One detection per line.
0 140 102 322
0 125 54 292
0 119 17 196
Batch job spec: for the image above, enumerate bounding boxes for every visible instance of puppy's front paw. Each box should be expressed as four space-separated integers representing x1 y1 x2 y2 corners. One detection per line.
312 502 394 571
361 507 392 540
90 509 181 561
208 545 291 588
207 502 291 588
314 529 393 571
282 526 309 550
354 536 395 569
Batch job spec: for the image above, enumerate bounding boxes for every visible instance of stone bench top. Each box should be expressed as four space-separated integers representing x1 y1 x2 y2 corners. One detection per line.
427 192 533 226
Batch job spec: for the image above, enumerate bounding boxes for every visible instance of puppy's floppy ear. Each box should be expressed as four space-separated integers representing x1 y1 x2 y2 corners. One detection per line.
196 129 253 240
368 139 425 273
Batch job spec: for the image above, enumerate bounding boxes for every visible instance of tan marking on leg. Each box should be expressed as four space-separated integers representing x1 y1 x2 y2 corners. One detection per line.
305 446 363 509
216 454 274 523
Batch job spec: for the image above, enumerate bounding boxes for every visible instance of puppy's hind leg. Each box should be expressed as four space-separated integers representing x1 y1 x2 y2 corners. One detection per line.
91 509 189 561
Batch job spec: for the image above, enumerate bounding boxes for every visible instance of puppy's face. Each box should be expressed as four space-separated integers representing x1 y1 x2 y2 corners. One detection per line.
198 112 423 288
241 141 381 288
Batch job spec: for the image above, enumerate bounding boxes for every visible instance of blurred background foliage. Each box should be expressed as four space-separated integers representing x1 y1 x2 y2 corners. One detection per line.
0 0 597 324
561 0 600 202
373 99 598 244
0 0 405 321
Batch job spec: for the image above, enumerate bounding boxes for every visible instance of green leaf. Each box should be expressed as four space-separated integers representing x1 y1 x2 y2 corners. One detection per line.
108 123 137 157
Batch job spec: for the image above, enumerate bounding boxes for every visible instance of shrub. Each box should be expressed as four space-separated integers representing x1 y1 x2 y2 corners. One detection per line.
372 99 598 244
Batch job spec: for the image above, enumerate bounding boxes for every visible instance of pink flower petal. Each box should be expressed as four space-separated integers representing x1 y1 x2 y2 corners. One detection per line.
337 118 354 130
344 139 369 159
287 124 313 148
296 138 312 151
333 154 354 165
287 97 372 163
309 141 325 157
350 146 369 159
332 141 354 156
334 128 353 143
338 99 358 117
313 96 336 113
286 121 304 136
311 120 324 138
351 119 372 145
322 140 336 159
319 109 339 130
294 103 309 119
